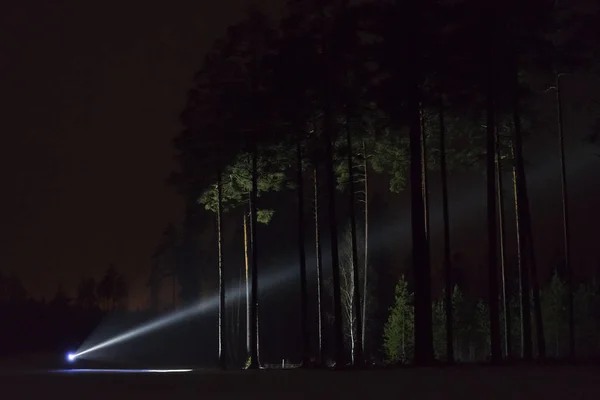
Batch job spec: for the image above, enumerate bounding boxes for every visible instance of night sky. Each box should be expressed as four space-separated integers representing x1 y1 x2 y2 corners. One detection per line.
1 0 600 308
0 0 284 305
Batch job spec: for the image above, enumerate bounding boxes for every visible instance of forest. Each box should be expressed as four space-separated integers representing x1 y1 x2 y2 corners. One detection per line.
3 0 600 370
166 0 600 368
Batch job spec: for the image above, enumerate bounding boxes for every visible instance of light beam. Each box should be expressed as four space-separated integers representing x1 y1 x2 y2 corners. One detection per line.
73 264 296 360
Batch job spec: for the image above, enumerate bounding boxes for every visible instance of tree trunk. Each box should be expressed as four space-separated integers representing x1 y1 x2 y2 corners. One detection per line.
408 66 433 366
322 1 343 368
511 89 533 361
486 59 502 363
556 73 574 358
325 111 343 368
420 105 430 241
217 171 226 369
235 258 242 365
361 140 369 361
314 166 325 365
345 121 363 366
296 133 310 366
523 185 546 359
248 146 260 369
439 97 454 364
243 212 250 362
496 148 511 358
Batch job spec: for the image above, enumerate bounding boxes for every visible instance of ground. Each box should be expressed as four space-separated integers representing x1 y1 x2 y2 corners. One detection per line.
1 354 599 399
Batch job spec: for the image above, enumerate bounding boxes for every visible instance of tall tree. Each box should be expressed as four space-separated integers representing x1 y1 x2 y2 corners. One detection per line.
438 96 454 363
295 132 310 366
511 111 533 360
496 141 511 358
313 164 325 364
217 166 225 368
485 10 502 362
343 121 363 366
555 72 574 358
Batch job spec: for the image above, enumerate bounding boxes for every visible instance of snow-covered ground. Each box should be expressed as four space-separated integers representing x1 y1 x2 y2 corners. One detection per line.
1 362 600 400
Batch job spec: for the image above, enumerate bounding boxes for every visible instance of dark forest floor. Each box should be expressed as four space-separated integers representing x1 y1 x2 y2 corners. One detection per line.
1 356 600 400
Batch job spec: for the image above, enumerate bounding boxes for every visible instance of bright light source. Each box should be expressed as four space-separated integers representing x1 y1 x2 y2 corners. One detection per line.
66 352 76 362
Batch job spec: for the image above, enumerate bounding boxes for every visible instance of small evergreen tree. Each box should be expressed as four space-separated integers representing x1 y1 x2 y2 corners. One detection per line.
541 270 568 357
383 276 414 363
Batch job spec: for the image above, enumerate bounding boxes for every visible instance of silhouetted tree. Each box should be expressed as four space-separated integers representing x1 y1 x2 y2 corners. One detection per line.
76 278 97 309
97 264 118 311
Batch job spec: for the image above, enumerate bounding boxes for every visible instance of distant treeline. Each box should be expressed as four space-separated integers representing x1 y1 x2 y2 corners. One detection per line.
0 265 129 357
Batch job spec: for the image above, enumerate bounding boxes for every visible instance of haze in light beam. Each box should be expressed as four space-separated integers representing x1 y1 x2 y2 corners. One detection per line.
73 264 295 360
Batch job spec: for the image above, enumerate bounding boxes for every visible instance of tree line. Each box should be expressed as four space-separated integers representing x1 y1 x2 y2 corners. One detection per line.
384 271 600 363
0 266 128 357
170 0 600 368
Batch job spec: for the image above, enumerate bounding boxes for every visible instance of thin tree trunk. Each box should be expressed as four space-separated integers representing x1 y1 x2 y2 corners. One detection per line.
523 187 546 359
325 111 343 368
249 146 260 369
296 133 310 367
486 60 502 363
408 66 433 366
496 149 511 358
512 94 533 361
236 257 242 365
556 73 574 358
439 97 454 364
321 2 344 367
345 121 363 366
217 171 226 369
314 166 325 365
361 140 369 361
243 213 250 362
420 106 430 241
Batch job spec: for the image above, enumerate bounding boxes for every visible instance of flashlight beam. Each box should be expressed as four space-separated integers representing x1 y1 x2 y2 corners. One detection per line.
73 296 218 359
74 264 295 360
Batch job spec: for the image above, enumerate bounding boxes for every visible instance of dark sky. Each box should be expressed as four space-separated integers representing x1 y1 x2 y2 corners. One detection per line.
0 0 284 305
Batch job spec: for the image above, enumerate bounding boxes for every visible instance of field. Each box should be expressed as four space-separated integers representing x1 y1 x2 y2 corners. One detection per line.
1 354 599 399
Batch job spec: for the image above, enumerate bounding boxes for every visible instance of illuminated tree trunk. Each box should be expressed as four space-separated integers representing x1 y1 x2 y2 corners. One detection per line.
361 140 369 360
217 170 226 369
296 133 310 366
232 257 242 364
439 97 454 363
345 121 363 366
486 57 502 363
322 23 343 366
249 144 260 369
314 166 325 365
325 111 343 368
510 58 544 358
243 212 250 363
511 89 533 360
496 148 511 358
